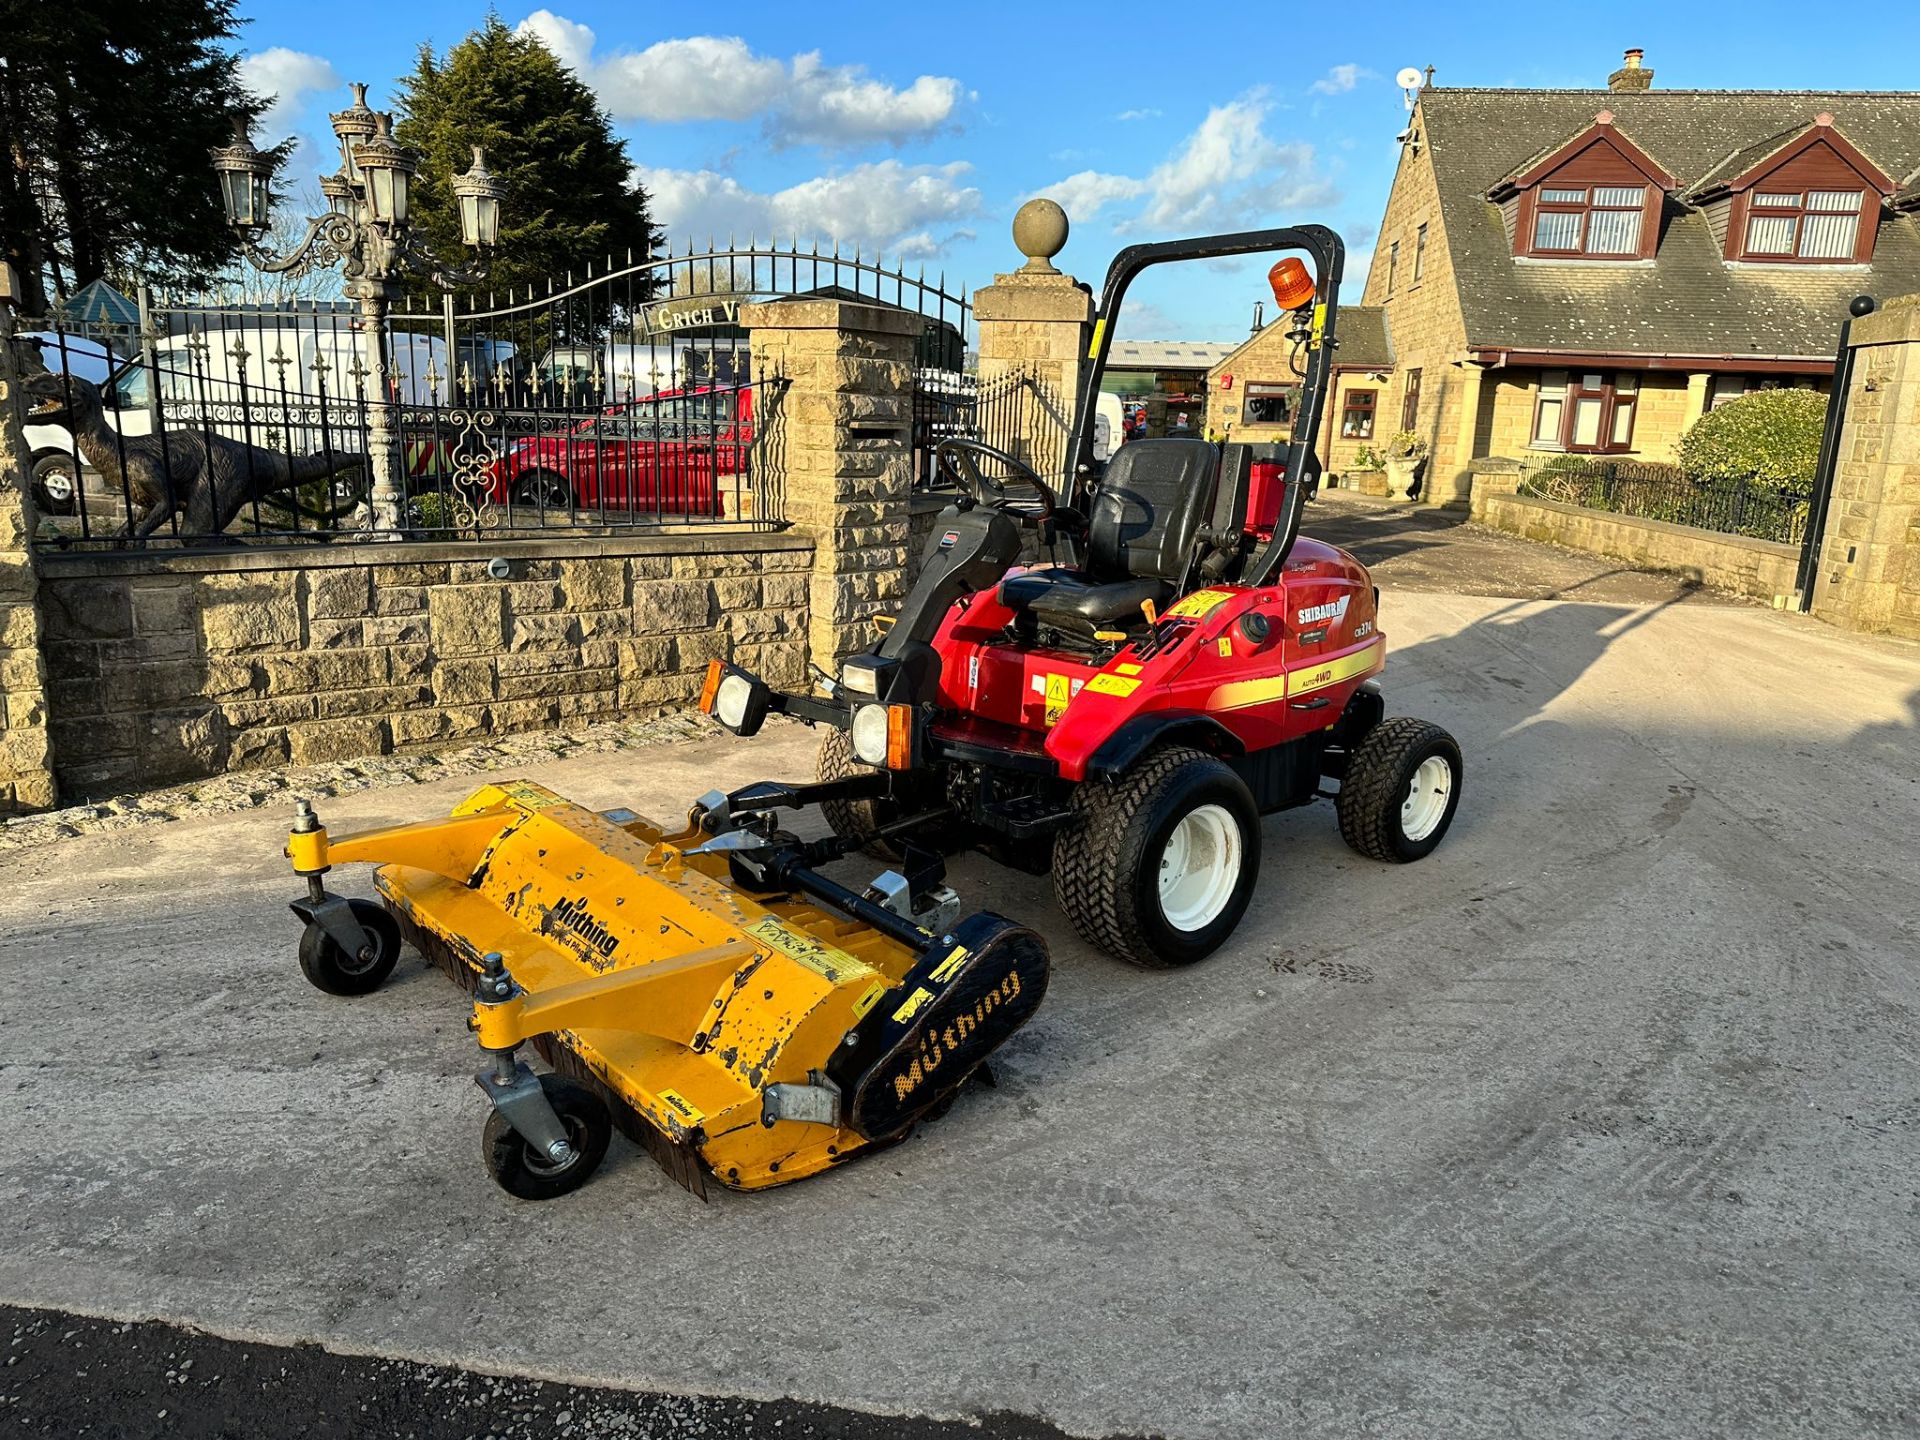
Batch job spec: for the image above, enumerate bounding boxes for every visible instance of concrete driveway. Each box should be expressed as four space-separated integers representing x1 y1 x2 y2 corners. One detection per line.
3 587 1917 1439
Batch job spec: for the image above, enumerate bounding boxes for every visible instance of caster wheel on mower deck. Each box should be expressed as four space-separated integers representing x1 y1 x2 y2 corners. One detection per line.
482 1074 612 1201
297 899 401 997
1336 717 1463 862
1052 745 1261 969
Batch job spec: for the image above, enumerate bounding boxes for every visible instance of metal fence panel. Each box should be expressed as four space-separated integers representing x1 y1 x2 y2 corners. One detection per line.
1517 456 1813 546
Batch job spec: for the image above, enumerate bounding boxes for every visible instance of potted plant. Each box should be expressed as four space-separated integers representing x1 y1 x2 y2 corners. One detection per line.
1383 430 1428 500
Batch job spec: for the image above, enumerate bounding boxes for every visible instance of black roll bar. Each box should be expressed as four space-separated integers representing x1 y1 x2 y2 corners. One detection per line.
1064 224 1345 588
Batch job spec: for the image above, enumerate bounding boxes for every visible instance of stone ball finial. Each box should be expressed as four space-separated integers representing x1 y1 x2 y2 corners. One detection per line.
1013 198 1069 274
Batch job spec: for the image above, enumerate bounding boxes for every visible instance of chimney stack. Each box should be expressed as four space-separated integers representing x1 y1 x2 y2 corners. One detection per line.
1608 48 1653 92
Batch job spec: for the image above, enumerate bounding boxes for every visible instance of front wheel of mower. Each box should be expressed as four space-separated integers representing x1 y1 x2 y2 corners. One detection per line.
482 1074 612 1201
1052 745 1261 968
297 899 401 997
1336 717 1463 863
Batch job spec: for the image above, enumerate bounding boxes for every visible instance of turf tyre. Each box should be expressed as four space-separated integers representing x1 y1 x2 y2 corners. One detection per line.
1336 717 1462 862
1052 745 1261 969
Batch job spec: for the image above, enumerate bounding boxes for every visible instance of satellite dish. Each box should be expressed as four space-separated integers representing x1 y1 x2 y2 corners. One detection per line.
1396 66 1425 90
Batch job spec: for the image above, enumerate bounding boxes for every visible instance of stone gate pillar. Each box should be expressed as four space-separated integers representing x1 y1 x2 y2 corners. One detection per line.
1811 293 1920 638
742 297 917 671
973 199 1094 468
0 264 57 811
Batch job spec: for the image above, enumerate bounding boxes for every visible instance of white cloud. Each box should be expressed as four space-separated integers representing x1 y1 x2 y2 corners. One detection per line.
1115 108 1162 122
239 47 341 141
1310 64 1374 95
1038 170 1148 220
635 159 982 257
1035 89 1337 234
516 11 962 146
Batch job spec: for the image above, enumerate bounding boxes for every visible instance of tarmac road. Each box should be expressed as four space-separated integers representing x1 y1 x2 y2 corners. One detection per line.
2 586 1917 1439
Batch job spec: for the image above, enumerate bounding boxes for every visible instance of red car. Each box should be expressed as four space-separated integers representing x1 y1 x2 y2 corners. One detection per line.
486 385 753 516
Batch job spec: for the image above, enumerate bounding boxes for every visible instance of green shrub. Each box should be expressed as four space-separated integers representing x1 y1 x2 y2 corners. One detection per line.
1678 388 1825 488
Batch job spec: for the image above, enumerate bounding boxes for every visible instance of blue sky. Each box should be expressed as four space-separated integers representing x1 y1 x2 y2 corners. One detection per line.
233 0 1920 340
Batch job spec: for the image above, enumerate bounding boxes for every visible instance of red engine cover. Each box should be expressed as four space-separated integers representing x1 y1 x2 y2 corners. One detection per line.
930 537 1381 781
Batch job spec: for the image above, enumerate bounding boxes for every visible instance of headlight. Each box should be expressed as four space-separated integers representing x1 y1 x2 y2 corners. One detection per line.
715 674 753 730
698 659 770 736
841 663 879 697
850 704 890 766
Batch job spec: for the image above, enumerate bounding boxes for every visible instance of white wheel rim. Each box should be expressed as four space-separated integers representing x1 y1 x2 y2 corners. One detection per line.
1157 803 1243 932
42 470 73 501
1401 755 1453 842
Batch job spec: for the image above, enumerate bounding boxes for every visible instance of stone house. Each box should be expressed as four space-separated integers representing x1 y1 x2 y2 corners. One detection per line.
1203 307 1393 474
1231 51 1920 501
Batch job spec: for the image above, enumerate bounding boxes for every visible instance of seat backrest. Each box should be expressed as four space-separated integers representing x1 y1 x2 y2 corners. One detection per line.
1085 439 1218 583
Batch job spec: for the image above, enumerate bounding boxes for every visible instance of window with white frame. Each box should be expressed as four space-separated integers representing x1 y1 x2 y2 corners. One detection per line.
1533 370 1639 452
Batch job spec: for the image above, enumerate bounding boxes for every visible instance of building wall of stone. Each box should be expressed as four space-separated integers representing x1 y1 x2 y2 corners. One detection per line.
35 533 813 798
1813 293 1920 638
1480 367 1703 463
1361 120 1474 484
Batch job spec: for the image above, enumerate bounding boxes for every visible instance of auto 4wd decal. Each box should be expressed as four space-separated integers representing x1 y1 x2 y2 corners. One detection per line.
1205 638 1383 710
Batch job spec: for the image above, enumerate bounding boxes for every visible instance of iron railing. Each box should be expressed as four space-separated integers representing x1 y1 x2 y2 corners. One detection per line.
20 239 970 550
1518 456 1813 545
912 365 1071 493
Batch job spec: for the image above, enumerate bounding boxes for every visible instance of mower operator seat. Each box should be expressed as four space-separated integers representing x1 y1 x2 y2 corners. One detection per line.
999 439 1217 635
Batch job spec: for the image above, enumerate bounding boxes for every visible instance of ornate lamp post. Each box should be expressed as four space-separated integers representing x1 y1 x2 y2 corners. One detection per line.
210 84 503 533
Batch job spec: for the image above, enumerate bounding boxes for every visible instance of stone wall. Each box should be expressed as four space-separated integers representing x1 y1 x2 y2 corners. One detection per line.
36 532 812 798
0 276 56 813
1811 293 1920 638
1474 487 1801 603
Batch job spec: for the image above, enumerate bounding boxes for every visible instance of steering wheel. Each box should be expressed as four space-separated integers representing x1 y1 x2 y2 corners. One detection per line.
934 439 1057 527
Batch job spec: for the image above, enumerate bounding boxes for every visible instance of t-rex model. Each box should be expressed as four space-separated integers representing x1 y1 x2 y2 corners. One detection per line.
19 369 367 540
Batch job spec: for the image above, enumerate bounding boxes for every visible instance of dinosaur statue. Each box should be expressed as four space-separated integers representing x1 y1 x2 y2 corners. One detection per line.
19 369 367 541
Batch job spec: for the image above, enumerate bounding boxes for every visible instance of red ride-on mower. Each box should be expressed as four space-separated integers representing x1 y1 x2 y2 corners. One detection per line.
699 225 1461 967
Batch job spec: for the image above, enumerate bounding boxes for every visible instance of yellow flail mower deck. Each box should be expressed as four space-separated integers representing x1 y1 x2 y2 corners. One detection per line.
285 780 1048 1200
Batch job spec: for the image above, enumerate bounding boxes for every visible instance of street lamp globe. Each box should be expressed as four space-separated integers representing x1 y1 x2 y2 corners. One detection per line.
352 114 416 227
329 82 379 185
450 146 503 249
210 118 275 232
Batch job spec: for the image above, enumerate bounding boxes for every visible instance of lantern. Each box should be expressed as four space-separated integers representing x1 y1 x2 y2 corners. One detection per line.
210 119 274 232
450 146 503 249
329 82 378 185
352 114 416 226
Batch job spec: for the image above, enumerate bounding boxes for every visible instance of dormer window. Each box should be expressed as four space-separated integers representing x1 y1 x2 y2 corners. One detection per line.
1488 111 1673 264
1685 116 1895 265
1742 189 1864 260
1532 185 1648 255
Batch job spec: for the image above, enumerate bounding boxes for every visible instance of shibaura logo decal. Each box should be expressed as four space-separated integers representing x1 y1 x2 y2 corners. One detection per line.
545 895 619 959
890 969 1023 1102
1296 595 1350 627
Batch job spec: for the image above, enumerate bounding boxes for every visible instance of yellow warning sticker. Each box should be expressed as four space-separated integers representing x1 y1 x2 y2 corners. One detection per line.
1117 662 1143 676
892 986 934 1023
929 945 969 983
1088 316 1108 358
1168 588 1235 619
1044 672 1072 726
659 1089 705 1127
852 980 886 1019
745 916 874 985
1217 637 1234 658
1084 673 1141 698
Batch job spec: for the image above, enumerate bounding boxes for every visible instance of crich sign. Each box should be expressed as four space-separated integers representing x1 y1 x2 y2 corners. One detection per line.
627 293 755 340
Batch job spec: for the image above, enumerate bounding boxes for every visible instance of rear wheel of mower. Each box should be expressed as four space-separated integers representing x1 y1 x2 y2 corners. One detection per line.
1052 745 1261 968
1336 717 1463 863
297 899 401 997
481 1074 612 1201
